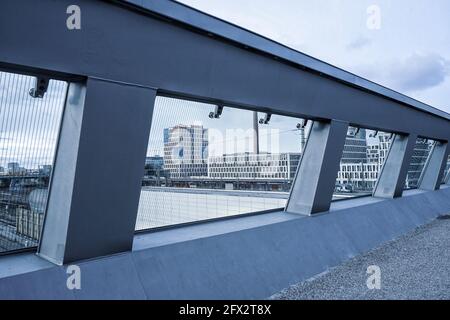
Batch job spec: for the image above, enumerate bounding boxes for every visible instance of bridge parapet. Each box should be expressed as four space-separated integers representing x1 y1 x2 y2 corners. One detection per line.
0 0 448 267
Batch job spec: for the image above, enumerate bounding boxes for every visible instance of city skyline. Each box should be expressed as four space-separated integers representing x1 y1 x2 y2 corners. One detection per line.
145 97 393 160
146 119 437 193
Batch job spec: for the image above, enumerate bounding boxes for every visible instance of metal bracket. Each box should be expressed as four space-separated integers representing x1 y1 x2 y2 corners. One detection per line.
29 76 50 98
370 130 379 138
259 113 272 125
296 119 308 129
348 126 360 137
209 105 224 119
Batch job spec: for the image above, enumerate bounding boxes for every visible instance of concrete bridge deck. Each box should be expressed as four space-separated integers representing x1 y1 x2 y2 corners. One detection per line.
272 216 450 300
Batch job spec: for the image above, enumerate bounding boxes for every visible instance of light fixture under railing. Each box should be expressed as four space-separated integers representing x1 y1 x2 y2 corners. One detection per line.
259 113 272 125
29 76 50 98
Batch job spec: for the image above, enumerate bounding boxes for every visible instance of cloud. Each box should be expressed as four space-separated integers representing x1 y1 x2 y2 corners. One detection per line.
388 53 450 92
347 36 372 50
352 53 450 93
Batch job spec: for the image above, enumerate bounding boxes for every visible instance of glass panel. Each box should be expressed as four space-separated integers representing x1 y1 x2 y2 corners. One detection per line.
404 138 433 190
443 155 450 184
252 112 308 192
136 96 306 230
0 71 67 254
334 128 393 199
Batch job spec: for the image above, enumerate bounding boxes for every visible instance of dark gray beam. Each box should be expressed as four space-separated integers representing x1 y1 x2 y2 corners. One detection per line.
0 0 449 141
418 142 449 191
124 0 449 121
38 78 156 264
286 120 348 215
373 134 417 199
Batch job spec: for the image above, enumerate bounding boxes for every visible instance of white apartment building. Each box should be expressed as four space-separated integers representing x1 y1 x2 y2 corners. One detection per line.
208 152 301 180
337 162 381 190
337 132 391 190
336 132 432 191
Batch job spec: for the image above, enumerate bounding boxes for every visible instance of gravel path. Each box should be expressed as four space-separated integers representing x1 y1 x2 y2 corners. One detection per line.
271 215 450 300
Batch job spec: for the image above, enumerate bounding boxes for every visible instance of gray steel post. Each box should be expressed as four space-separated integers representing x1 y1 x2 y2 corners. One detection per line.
253 111 259 154
418 142 449 191
38 78 156 265
286 120 348 215
373 134 417 198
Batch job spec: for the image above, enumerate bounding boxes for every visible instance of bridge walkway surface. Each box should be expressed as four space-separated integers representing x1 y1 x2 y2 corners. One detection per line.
272 215 450 300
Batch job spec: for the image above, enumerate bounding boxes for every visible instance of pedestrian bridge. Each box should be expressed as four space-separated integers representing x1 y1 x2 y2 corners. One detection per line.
0 0 449 299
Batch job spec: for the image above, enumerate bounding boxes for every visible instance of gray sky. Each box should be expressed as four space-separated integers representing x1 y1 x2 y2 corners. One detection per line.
177 0 450 114
0 72 66 168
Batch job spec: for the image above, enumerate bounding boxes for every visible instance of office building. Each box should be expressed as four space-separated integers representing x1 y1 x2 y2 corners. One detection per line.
163 125 208 178
208 152 301 180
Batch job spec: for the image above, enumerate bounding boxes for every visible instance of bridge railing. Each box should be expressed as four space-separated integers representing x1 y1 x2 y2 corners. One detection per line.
0 0 448 263
0 71 66 255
